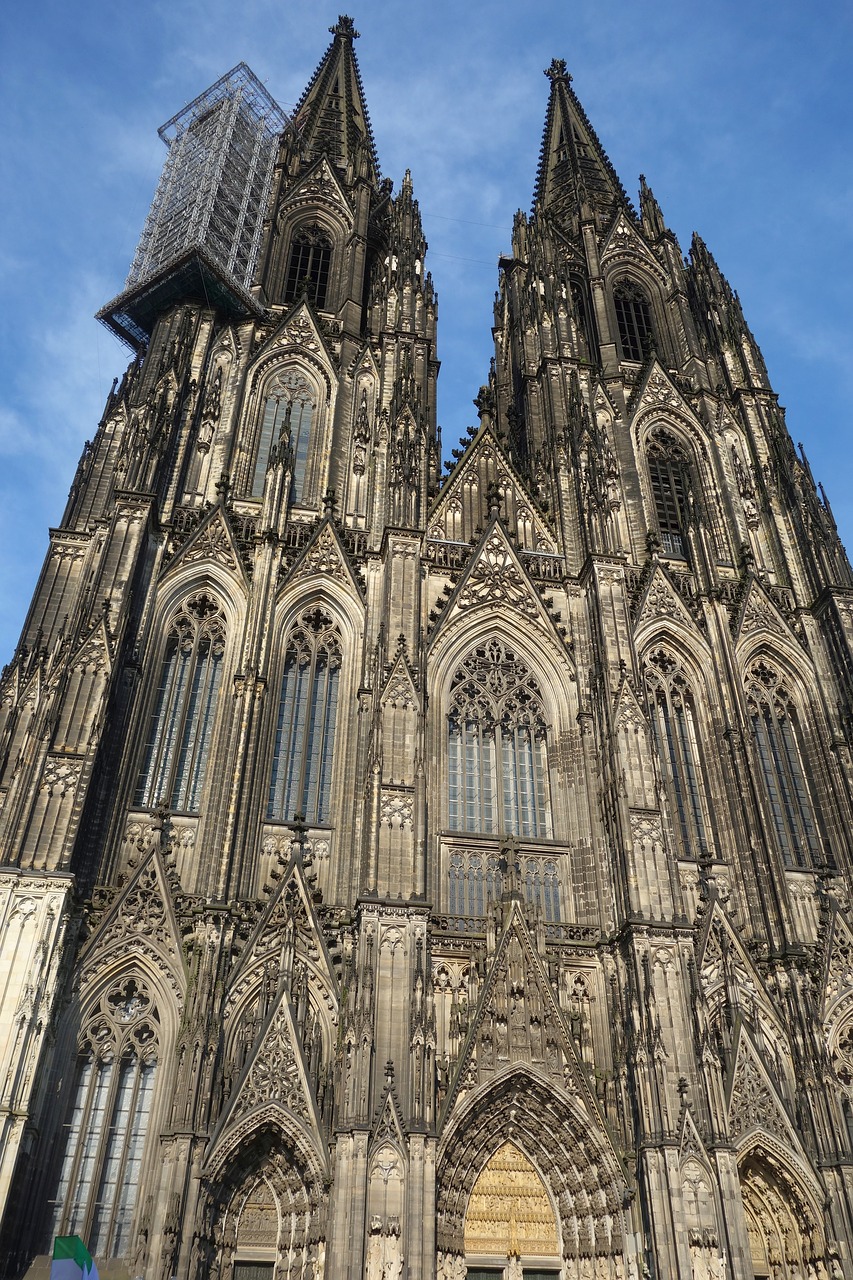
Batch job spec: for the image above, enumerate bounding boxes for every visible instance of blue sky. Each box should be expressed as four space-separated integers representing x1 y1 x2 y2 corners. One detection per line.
1 0 851 663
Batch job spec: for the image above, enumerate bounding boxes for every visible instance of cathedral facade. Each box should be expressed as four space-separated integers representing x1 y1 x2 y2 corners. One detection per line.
2 16 853 1280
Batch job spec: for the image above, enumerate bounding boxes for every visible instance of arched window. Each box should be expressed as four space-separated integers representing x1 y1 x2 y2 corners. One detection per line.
614 278 653 361
447 639 551 837
644 649 711 860
746 662 820 868
283 224 332 309
570 279 594 358
251 369 318 502
49 977 159 1258
648 428 692 559
134 593 226 813
268 608 341 826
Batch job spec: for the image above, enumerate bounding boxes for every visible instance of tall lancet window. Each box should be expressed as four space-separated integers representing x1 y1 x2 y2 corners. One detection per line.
134 593 226 813
644 649 711 860
49 977 159 1259
283 224 332 309
268 608 341 826
614 277 654 361
648 428 692 559
251 369 318 502
746 662 820 868
447 639 551 837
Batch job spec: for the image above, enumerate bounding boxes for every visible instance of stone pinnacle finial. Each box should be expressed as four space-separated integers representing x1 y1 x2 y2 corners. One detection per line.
330 14 360 39
545 58 571 84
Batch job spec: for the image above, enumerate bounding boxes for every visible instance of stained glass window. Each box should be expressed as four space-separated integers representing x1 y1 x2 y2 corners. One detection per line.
49 982 158 1258
746 662 820 868
135 593 226 813
645 649 711 860
447 639 550 838
251 369 317 501
283 225 332 309
268 608 341 826
648 429 692 559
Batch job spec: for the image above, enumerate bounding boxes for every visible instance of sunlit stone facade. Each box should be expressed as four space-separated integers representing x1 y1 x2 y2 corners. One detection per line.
2 16 853 1280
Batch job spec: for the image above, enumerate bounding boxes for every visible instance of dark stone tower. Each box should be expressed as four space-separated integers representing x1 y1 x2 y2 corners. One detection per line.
1 21 853 1280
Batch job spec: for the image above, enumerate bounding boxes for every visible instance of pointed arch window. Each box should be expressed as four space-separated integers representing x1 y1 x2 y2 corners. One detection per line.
49 978 159 1259
644 649 711 860
268 608 341 826
570 279 595 358
746 662 820 868
614 278 653 361
447 639 551 837
134 593 226 813
648 428 692 559
283 224 332 309
251 369 318 502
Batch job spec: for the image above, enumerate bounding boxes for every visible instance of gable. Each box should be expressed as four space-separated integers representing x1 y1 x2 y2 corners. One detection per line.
283 518 365 598
428 427 556 554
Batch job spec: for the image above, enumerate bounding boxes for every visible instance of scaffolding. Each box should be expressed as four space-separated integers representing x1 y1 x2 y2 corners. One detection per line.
125 64 289 295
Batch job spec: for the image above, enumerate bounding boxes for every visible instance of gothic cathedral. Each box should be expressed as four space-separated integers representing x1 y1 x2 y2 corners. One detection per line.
2 17 853 1280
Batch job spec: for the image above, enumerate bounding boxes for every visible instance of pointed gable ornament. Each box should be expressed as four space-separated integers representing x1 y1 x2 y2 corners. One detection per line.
164 504 244 578
427 427 556 552
281 156 353 217
636 362 693 417
381 649 419 711
601 210 662 275
727 1032 801 1153
679 1106 709 1164
823 908 853 1017
229 985 313 1123
734 579 789 643
457 528 539 617
287 519 363 597
80 847 185 1000
441 901 614 1152
634 564 699 633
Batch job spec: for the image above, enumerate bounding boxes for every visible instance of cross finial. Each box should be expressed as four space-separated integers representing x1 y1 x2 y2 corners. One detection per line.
330 15 359 39
545 58 571 84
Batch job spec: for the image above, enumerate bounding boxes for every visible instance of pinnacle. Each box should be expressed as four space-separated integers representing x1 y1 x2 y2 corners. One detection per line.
544 58 572 84
330 14 359 39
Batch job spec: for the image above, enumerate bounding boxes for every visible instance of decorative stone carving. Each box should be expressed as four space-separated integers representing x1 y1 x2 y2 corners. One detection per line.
379 791 414 829
178 512 239 571
464 1142 558 1258
82 854 183 999
232 992 310 1121
281 311 323 354
640 369 685 413
728 1039 789 1143
739 592 784 639
40 755 83 796
457 532 539 617
292 524 349 584
365 1215 403 1280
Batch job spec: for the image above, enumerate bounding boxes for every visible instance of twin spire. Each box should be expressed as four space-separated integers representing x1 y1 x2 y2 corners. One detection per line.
291 17 624 226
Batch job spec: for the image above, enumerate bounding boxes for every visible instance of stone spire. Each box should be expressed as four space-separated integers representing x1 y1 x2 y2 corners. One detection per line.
288 14 380 181
533 58 630 230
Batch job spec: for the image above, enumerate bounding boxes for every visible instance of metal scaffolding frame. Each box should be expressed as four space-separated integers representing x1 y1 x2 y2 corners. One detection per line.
125 63 289 296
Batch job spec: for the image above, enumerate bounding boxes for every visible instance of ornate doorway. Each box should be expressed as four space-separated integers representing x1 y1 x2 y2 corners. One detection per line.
463 1143 561 1278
